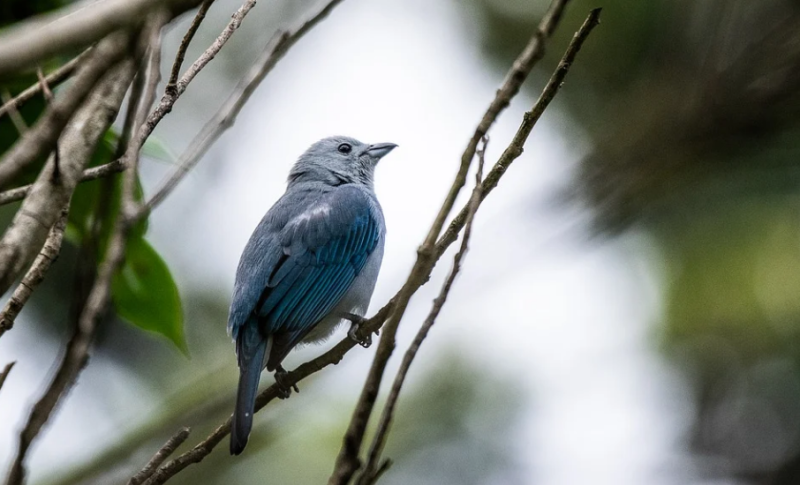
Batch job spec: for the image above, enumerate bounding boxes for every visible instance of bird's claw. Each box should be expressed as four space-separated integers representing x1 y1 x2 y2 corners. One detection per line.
274 366 299 399
343 313 372 348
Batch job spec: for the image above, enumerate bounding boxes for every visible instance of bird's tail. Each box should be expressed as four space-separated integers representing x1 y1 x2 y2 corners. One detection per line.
230 325 269 455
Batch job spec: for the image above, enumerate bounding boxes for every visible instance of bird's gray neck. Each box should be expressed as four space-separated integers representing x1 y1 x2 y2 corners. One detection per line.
287 168 374 191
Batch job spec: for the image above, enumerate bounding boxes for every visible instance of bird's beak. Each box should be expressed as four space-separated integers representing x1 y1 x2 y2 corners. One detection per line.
366 142 398 160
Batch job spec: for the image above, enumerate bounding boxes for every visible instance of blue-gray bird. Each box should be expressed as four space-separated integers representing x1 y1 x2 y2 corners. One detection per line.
227 136 396 454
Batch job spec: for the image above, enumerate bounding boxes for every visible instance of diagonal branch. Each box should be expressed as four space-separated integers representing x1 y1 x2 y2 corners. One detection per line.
0 48 91 119
166 0 215 94
0 161 126 207
327 2 579 483
127 428 191 485
0 362 15 393
0 208 68 339
355 139 488 485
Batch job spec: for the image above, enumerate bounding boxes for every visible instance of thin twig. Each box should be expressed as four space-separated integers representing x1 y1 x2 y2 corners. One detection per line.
138 0 346 218
0 48 90 119
127 428 191 485
3 59 137 485
37 66 61 181
0 362 15 393
0 90 28 134
166 0 215 94
328 2 575 483
132 0 258 156
141 8 601 485
0 208 68 339
0 161 125 206
356 139 488 485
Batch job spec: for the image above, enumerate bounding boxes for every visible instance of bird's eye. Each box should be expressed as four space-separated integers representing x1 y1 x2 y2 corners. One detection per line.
337 143 352 154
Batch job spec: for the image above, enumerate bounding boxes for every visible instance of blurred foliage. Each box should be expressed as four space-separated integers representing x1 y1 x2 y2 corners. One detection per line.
465 0 800 482
0 0 186 350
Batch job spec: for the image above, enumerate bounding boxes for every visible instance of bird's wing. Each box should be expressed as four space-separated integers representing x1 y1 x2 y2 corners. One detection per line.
229 185 381 369
259 186 380 342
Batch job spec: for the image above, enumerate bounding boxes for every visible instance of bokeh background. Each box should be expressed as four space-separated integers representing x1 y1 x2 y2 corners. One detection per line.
2 0 800 483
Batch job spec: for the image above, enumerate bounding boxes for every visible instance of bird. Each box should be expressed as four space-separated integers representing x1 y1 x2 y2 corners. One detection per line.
227 136 397 455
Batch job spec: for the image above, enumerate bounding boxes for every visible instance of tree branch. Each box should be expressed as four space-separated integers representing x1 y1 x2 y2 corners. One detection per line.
2 58 136 485
328 2 577 483
0 0 205 76
0 208 68 339
0 362 15 393
0 49 91 119
166 0 215 94
127 428 191 485
355 139 488 485
0 161 126 206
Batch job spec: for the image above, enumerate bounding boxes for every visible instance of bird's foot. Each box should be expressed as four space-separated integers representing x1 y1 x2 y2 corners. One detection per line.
274 365 299 399
343 313 373 348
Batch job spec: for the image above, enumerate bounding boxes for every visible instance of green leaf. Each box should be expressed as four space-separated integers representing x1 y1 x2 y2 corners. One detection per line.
112 236 187 354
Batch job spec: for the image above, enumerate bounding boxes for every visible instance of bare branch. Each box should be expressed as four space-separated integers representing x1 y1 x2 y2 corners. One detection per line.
0 161 125 206
166 0 215 94
0 208 68 339
328 2 578 483
0 0 205 76
0 49 90 119
0 32 132 190
437 9 603 262
127 428 191 485
0 362 15 393
0 90 28 134
356 139 488 485
3 59 136 485
140 0 345 216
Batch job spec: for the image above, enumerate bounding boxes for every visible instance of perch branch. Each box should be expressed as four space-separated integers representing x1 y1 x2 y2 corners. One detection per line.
127 428 191 485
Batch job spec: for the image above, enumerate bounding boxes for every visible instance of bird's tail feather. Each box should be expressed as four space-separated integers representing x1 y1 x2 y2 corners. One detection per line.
230 327 269 455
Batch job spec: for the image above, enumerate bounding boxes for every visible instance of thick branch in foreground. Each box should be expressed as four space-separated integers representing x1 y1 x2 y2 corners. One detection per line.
136 7 601 485
0 0 204 76
0 208 68 339
2 59 136 485
0 362 15 393
0 35 134 297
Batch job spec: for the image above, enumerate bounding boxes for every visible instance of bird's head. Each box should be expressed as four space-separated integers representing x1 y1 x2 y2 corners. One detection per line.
289 136 397 188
